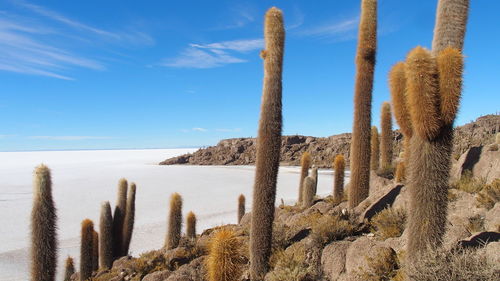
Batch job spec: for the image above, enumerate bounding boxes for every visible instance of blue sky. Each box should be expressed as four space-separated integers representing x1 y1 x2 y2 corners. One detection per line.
0 0 498 151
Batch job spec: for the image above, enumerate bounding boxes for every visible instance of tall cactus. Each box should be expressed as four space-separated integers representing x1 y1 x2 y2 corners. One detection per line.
165 193 183 249
349 0 377 208
206 229 243 281
30 164 57 281
298 152 311 204
92 230 99 271
333 155 346 202
80 219 94 281
311 166 318 196
186 211 196 239
370 126 380 171
122 182 136 256
99 201 113 269
404 46 463 261
380 102 393 169
250 7 284 280
302 176 315 208
431 0 469 55
63 256 75 281
112 178 127 258
237 194 245 224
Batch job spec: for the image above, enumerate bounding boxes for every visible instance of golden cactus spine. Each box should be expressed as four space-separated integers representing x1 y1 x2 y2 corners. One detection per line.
206 229 244 281
165 192 183 249
30 164 57 281
250 7 284 280
395 162 406 183
302 176 315 208
370 126 380 171
333 155 346 202
237 194 245 224
99 201 113 269
92 230 99 272
380 102 393 169
112 178 127 258
186 211 196 239
122 182 136 255
298 152 311 204
404 46 464 261
80 219 94 281
63 256 75 281
349 0 377 209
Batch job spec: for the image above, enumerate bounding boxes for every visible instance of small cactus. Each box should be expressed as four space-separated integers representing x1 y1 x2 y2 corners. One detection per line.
122 182 136 256
30 164 57 281
302 176 315 208
395 162 406 183
186 211 196 239
370 126 380 171
349 0 377 209
63 256 75 281
92 230 99 271
298 152 311 204
333 155 346 202
237 194 245 224
250 6 284 280
311 166 318 195
80 219 94 281
165 193 183 249
206 229 244 281
99 201 113 269
380 102 393 169
112 178 127 258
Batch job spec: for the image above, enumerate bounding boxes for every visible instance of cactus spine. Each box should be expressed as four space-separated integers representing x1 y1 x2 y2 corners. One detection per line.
112 178 127 258
63 256 75 281
395 162 406 183
349 0 377 208
237 194 245 224
99 201 113 269
80 219 94 281
333 155 346 202
30 164 57 281
186 211 196 239
122 182 136 256
302 177 315 208
206 229 243 281
380 102 393 169
370 126 380 171
165 192 183 249
250 7 284 280
92 230 99 271
404 46 464 262
298 152 311 204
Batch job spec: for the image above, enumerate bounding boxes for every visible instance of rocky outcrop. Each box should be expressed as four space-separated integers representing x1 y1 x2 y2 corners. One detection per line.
451 146 500 184
161 115 499 167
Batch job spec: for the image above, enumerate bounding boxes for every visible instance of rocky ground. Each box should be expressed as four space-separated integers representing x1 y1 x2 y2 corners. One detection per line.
74 136 500 281
160 115 499 168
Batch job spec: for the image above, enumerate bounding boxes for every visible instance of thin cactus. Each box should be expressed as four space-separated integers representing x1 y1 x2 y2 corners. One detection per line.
122 182 136 256
99 201 113 269
298 152 311 204
186 211 196 239
80 219 94 281
237 194 245 224
165 193 183 249
112 178 127 258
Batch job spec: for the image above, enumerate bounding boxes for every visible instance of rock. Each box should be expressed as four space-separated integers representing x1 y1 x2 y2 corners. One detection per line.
457 231 500 249
485 241 500 264
142 270 172 281
359 184 403 223
321 241 352 281
165 257 206 281
485 202 500 231
451 146 500 184
344 237 393 279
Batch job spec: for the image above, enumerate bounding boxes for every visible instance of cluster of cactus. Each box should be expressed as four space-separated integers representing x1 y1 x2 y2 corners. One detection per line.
388 0 467 259
249 6 284 280
349 0 377 209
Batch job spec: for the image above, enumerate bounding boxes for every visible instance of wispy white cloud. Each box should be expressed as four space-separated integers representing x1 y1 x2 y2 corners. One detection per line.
216 128 242 133
0 134 16 139
297 16 359 40
28 136 112 140
192 127 208 132
181 128 208 133
162 39 263 69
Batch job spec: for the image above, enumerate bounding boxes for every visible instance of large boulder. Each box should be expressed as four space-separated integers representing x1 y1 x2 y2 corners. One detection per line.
485 202 500 232
343 237 395 281
321 241 352 280
165 257 206 281
451 146 500 184
142 270 172 281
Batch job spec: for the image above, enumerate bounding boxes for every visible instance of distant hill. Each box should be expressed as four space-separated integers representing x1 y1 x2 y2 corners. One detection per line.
160 114 499 168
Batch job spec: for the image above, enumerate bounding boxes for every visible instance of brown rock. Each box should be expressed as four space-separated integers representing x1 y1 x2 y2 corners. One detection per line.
485 202 500 232
165 257 206 281
451 146 500 184
344 237 391 278
321 241 352 280
142 270 172 281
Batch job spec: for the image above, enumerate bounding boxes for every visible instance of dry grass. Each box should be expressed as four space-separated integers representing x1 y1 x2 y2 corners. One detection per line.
466 214 485 234
476 179 500 209
355 247 404 281
451 171 486 193
370 208 406 240
267 243 317 281
405 247 500 281
311 214 357 245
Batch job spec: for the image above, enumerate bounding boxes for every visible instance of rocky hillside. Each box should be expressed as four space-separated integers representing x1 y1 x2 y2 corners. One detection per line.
160 114 499 167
